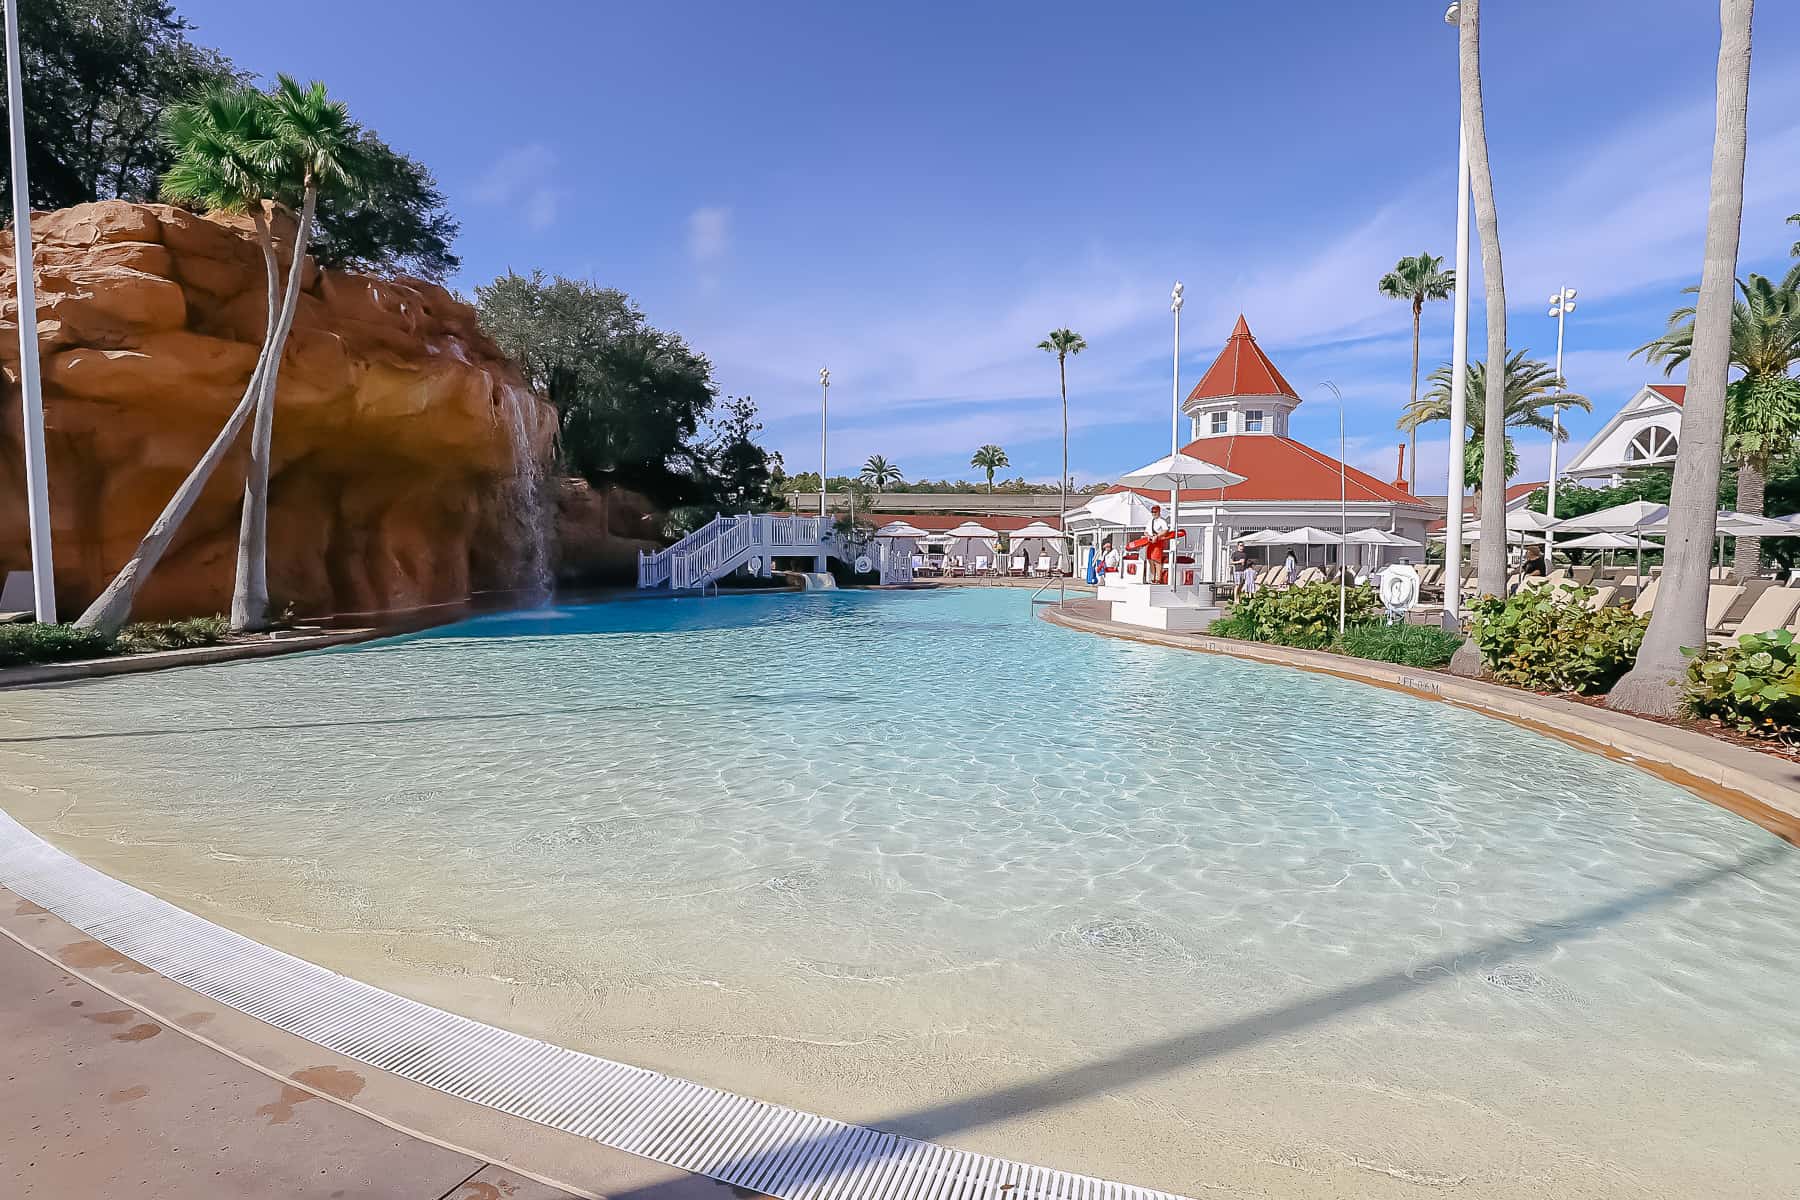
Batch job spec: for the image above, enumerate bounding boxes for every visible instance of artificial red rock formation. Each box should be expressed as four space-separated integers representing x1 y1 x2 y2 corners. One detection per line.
1 200 557 621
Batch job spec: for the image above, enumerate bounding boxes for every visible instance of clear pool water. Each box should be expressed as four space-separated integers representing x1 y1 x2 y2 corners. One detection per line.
2 588 1796 1197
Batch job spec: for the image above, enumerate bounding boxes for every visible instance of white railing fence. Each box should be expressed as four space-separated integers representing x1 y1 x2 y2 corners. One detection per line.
642 514 831 591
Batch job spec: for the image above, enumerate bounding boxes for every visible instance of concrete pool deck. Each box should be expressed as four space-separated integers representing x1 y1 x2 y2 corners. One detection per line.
0 885 728 1200
1043 597 1800 838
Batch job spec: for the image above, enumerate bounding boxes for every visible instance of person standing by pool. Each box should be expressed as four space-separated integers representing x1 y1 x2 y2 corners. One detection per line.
1283 550 1299 588
1231 541 1257 595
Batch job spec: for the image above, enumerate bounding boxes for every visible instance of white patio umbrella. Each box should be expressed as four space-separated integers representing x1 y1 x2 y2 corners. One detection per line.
1556 529 1664 569
874 520 928 539
1083 491 1159 528
1241 526 1345 546
1556 500 1668 579
1344 528 1421 573
1115 452 1246 589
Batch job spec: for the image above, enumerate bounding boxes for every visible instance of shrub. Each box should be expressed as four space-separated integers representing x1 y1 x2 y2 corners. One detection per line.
0 623 113 668
114 616 229 654
1683 629 1800 740
1222 580 1382 650
1336 621 1463 668
1470 586 1647 694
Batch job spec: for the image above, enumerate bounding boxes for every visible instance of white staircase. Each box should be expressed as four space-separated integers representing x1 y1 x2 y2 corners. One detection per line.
638 514 835 591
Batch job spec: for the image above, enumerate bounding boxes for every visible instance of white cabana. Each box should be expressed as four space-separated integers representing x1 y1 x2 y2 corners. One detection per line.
1004 520 1067 573
1239 526 1344 546
942 521 998 572
874 520 928 539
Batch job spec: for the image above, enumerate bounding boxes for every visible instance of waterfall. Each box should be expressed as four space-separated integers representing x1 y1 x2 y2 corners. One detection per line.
495 381 554 604
799 572 837 590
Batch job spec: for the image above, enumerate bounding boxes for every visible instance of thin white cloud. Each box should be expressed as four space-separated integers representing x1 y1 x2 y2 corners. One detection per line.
688 206 730 264
472 143 567 234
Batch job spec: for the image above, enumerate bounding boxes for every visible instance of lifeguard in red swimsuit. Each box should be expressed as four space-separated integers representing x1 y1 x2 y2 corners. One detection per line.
1126 506 1185 584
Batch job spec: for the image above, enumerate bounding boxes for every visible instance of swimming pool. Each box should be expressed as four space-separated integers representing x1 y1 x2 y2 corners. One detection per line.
1 588 1795 1197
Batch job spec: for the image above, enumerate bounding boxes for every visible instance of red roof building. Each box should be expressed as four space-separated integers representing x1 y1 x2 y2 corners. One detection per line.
1069 316 1435 576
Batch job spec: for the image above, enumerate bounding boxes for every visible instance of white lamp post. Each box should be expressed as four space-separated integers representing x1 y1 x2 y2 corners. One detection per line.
1442 1 1471 629
818 366 830 520
4 0 57 622
1324 381 1348 634
1169 280 1183 591
1546 286 1577 518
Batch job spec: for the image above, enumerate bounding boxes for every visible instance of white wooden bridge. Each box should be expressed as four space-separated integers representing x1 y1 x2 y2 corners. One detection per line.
638 513 838 591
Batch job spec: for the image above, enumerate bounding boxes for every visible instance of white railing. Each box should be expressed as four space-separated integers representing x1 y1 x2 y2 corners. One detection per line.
643 514 830 590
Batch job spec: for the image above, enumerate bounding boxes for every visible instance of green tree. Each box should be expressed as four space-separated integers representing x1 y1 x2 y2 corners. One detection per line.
0 0 239 209
475 271 719 508
1402 353 1591 492
77 84 283 636
308 131 459 280
970 444 1010 491
1634 269 1800 575
1037 328 1086 542
860 455 902 494
220 76 368 632
706 396 778 513
1612 0 1753 717
1377 252 1455 493
1788 212 1798 258
1456 0 1512 617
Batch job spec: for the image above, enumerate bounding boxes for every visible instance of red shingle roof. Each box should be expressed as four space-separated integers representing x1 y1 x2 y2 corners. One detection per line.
1186 316 1300 403
1649 384 1686 407
1111 435 1428 507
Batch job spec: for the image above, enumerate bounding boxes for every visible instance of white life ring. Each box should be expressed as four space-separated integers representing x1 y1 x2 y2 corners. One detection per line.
1379 564 1421 612
854 555 872 575
748 556 763 575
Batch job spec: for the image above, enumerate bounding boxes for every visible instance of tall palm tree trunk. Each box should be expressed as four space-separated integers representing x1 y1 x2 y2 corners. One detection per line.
1733 458 1765 578
1611 0 1753 716
231 186 316 631
77 217 282 637
1059 354 1069 568
1461 0 1509 600
1408 298 1422 493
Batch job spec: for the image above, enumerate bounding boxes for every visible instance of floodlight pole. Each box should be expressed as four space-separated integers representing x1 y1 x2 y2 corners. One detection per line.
1442 3 1470 630
818 367 830 520
1170 281 1183 592
1326 381 1347 635
1547 285 1577 563
5 0 57 623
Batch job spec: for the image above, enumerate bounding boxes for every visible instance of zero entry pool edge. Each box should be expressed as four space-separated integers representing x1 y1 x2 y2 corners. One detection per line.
0 807 1191 1200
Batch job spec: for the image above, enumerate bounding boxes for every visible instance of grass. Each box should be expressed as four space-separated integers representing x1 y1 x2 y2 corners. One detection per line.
1335 621 1463 668
1208 615 1463 670
0 615 230 669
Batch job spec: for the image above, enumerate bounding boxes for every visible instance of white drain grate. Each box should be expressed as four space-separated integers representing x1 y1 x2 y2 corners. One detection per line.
0 811 1188 1200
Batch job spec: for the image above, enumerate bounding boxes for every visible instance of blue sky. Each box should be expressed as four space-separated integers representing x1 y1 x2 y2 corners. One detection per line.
176 0 1799 492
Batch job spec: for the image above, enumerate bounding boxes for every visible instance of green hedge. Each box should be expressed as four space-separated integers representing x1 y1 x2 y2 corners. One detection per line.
0 616 229 669
1469 586 1647 694
1684 629 1800 740
1335 621 1464 668
1209 580 1382 650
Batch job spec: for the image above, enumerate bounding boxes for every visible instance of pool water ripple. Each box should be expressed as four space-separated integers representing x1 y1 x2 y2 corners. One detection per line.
1 587 1796 1198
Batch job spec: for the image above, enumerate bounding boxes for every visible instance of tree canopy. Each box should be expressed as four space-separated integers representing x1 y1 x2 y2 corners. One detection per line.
474 271 723 511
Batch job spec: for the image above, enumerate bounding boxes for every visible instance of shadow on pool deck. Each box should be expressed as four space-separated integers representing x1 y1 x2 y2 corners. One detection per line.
603 841 1792 1200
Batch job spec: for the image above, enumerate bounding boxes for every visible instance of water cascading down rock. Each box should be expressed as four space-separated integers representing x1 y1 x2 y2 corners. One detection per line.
0 201 558 621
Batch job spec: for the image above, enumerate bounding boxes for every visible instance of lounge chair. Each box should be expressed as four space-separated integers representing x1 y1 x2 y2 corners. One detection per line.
1705 584 1746 633
972 555 990 576
1630 579 1660 617
1033 554 1051 577
1570 565 1596 585
1582 585 1618 612
0 571 32 624
1714 586 1800 644
1295 566 1324 586
910 554 924 573
1010 554 1027 575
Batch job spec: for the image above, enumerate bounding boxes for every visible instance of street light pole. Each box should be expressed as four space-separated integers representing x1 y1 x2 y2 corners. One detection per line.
1325 381 1348 635
1547 285 1576 568
1547 286 1577 518
1170 280 1183 592
4 0 57 623
1443 2 1470 630
818 367 830 521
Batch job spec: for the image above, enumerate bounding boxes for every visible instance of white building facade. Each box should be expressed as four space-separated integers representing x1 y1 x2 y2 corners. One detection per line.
1561 384 1685 487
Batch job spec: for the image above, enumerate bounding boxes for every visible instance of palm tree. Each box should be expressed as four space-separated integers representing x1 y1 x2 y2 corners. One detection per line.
1634 269 1800 575
1402 353 1592 492
1037 329 1086 540
1377 253 1455 492
970 444 1009 491
229 75 366 632
859 454 902 495
1457 0 1511 614
76 86 284 637
1787 212 1798 257
1611 0 1753 717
